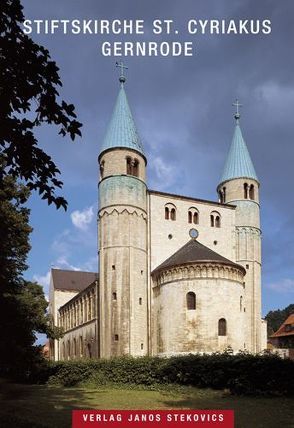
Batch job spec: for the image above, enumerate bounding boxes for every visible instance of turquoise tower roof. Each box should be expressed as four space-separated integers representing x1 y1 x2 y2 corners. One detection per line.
100 64 145 158
220 104 258 185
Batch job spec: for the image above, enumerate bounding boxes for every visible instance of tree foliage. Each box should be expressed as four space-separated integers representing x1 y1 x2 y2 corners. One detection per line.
0 175 62 378
265 304 294 336
0 0 82 210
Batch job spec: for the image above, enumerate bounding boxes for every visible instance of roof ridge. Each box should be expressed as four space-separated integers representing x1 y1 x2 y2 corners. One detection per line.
152 239 245 274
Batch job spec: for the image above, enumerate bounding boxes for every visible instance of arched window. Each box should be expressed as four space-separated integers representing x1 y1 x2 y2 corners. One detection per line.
165 203 176 221
100 160 105 179
79 336 83 358
170 208 176 221
80 301 83 324
244 183 248 199
211 211 221 228
67 340 71 360
165 207 169 220
210 214 214 227
249 184 255 200
133 159 139 177
218 190 223 204
223 187 226 203
193 212 199 224
88 295 91 320
73 338 77 358
126 156 139 177
240 296 243 312
126 157 132 175
87 343 92 359
186 292 196 310
218 318 227 336
112 292 117 300
62 342 65 360
188 211 192 223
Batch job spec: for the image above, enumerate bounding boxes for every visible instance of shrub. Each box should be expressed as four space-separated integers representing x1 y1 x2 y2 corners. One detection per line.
34 353 294 396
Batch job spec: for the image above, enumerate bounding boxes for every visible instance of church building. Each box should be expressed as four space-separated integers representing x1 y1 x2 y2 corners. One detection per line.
49 65 267 361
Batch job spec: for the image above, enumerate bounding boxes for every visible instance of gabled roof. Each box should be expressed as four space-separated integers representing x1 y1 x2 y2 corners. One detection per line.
100 86 145 158
270 313 294 338
51 269 98 291
152 239 245 275
220 122 258 185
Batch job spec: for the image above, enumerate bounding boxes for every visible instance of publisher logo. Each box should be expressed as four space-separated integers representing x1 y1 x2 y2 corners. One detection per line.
72 410 234 428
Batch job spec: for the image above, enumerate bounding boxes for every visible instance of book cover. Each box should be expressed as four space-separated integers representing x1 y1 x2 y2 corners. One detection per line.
1 1 293 427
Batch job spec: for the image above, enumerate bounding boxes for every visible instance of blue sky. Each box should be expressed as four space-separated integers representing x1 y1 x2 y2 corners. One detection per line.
21 0 293 324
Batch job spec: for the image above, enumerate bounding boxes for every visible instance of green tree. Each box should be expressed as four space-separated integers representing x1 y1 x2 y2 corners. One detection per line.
0 175 62 378
265 304 294 336
0 0 82 210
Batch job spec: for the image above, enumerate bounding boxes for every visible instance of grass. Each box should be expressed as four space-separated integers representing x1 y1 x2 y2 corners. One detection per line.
0 379 293 428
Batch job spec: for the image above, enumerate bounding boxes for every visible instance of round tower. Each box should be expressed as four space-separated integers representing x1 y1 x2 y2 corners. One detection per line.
98 64 148 358
217 102 262 353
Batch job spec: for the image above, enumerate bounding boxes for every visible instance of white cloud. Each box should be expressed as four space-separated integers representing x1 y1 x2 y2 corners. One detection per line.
267 278 294 293
150 155 178 189
33 270 51 290
70 206 94 231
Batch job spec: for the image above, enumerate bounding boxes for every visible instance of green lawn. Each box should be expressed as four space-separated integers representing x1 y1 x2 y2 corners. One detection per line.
0 380 293 428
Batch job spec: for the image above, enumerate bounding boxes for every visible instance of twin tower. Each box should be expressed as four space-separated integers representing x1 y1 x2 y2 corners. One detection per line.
97 67 265 358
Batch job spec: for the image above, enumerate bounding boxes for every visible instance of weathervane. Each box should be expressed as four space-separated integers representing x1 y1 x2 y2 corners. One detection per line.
116 61 128 87
232 99 242 122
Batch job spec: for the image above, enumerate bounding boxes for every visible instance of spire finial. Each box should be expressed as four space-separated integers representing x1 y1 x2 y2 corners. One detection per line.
232 99 243 123
116 61 128 87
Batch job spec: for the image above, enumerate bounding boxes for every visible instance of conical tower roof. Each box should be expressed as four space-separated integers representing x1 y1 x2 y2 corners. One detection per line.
100 73 145 158
152 239 245 275
219 105 258 185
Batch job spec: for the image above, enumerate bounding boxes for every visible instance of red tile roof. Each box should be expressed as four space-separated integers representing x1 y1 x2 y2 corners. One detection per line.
270 313 294 338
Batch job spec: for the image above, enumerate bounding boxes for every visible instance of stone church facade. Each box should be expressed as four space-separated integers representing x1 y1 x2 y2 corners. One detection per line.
49 68 267 361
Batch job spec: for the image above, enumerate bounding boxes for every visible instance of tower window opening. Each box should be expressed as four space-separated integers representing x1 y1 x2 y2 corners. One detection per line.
126 156 139 177
100 160 105 179
246 264 249 269
170 208 176 221
141 343 144 350
112 292 117 300
219 190 223 204
223 187 226 203
186 292 196 310
126 157 132 175
112 265 115 270
139 297 142 305
218 318 227 336
114 334 119 341
244 183 248 199
215 216 221 228
132 159 139 177
240 296 243 312
141 270 144 275
249 184 255 200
